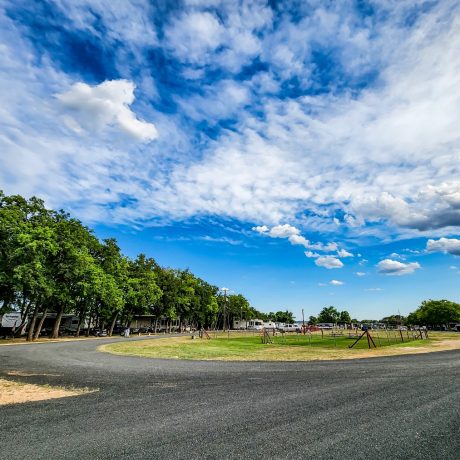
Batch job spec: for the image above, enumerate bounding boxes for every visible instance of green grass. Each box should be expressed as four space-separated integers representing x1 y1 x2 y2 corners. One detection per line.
101 330 459 362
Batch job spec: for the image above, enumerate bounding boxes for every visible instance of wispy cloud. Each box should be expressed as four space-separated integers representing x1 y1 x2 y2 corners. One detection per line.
1 0 460 249
329 280 344 286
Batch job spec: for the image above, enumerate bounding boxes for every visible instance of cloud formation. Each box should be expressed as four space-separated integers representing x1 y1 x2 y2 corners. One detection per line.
57 80 158 141
252 224 337 251
329 280 344 286
1 0 460 250
426 238 460 256
315 257 344 269
376 259 421 276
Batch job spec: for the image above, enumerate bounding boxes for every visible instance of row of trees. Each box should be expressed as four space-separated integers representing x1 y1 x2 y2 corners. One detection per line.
406 300 460 327
308 306 353 325
0 192 264 340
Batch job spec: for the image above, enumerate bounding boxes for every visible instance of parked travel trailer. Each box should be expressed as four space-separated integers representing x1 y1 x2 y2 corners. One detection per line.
232 319 276 330
0 312 22 328
0 312 23 338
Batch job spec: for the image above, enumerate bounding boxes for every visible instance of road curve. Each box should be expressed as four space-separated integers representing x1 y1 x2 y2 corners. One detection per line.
0 337 459 460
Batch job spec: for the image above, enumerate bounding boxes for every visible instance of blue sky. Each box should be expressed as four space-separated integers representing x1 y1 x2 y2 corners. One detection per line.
2 0 460 320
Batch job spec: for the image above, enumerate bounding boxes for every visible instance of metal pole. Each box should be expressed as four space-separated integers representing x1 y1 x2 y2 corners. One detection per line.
221 287 229 332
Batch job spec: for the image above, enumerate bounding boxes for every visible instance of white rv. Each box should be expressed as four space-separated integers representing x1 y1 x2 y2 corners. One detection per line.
232 319 276 330
0 312 22 328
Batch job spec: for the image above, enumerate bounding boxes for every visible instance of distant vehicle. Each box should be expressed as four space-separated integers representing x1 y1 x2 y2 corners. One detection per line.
0 312 23 338
278 323 301 332
0 312 22 328
317 323 334 329
91 328 108 337
232 319 263 330
247 320 264 330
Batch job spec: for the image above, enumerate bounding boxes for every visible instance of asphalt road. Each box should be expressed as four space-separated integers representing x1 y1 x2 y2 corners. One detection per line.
0 337 459 460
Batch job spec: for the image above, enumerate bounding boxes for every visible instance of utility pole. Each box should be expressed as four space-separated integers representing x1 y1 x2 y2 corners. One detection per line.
221 287 229 331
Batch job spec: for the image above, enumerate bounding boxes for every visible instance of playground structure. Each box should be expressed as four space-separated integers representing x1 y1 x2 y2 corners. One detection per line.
196 326 429 350
206 299 429 349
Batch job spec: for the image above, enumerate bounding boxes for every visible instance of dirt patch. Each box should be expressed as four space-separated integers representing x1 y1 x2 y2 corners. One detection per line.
339 338 460 360
6 371 61 377
0 378 96 406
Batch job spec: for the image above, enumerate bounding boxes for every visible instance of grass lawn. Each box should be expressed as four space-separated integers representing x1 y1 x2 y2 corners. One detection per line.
100 331 460 362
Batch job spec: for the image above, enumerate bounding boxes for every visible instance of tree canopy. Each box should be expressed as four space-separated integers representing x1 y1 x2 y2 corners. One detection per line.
406 300 460 326
0 192 258 339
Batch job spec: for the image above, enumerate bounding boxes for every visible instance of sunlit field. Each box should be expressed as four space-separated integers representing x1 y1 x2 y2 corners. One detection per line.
101 330 460 361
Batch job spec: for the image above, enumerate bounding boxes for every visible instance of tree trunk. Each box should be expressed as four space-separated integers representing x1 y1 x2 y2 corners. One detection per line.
51 306 64 339
75 318 82 337
15 301 32 337
108 312 118 337
26 306 40 342
33 307 48 340
86 314 92 337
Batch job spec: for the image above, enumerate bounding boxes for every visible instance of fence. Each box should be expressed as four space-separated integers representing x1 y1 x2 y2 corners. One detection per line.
200 327 428 349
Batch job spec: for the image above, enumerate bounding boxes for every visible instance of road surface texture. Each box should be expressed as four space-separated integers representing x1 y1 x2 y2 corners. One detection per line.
0 337 459 460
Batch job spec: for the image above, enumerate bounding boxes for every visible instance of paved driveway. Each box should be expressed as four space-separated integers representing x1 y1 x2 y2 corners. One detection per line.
0 337 459 459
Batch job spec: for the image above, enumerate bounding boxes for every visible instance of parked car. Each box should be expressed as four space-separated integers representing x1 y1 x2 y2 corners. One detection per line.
112 326 127 335
90 328 108 337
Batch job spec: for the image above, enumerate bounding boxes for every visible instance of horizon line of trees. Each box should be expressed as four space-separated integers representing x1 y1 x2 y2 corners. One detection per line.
308 301 460 328
0 192 274 340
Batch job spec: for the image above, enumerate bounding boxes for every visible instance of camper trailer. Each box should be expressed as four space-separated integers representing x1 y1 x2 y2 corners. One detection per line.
232 319 276 330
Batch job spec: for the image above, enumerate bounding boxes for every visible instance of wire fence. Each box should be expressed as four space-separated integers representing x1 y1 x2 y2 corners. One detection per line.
202 327 428 349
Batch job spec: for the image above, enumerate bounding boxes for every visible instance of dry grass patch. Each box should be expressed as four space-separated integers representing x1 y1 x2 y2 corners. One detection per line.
0 378 96 406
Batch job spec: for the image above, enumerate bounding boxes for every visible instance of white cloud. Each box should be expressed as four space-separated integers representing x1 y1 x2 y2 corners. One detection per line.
4 0 460 244
57 80 158 142
329 280 344 285
315 256 344 269
305 251 320 258
426 238 460 256
253 225 269 234
376 259 421 276
153 2 460 238
366 288 383 291
337 249 353 258
355 272 366 276
450 265 458 270
252 224 337 252
165 11 224 63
